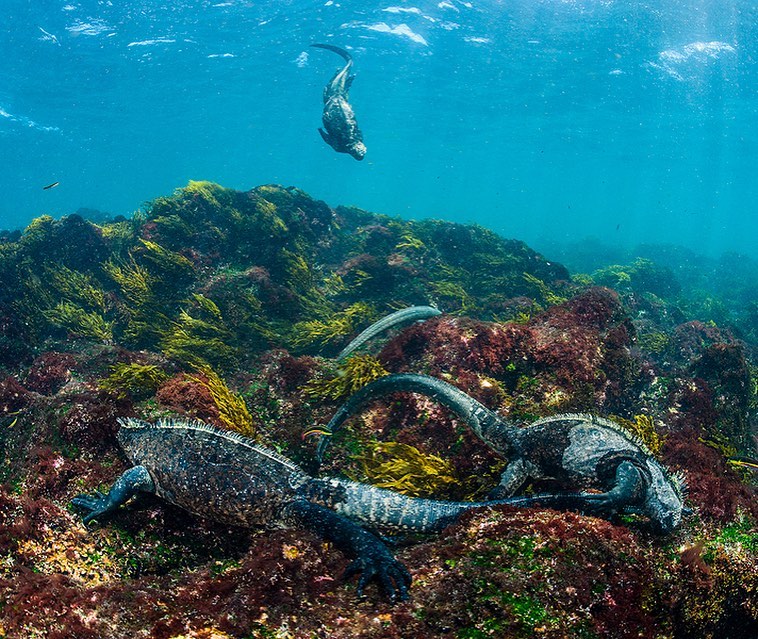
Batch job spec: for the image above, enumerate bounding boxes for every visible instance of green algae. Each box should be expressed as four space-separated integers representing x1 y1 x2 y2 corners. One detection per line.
48 265 107 313
303 353 388 401
705 513 758 557
135 239 194 278
354 440 459 499
637 329 670 354
522 272 568 306
1 181 571 366
395 232 426 252
43 301 113 342
428 280 475 314
291 302 377 352
159 294 238 369
100 363 170 399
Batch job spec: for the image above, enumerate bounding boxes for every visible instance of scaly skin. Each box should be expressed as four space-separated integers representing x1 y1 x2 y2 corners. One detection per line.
311 44 366 160
337 305 441 361
72 417 547 601
306 373 688 533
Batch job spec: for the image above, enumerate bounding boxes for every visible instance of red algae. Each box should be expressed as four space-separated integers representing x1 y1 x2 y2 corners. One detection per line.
23 352 77 395
664 430 758 521
156 373 221 423
0 183 754 639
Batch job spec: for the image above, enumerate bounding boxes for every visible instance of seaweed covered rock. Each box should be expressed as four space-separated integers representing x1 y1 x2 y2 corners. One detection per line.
692 342 753 451
0 182 755 639
24 351 77 395
592 257 681 298
56 390 133 452
0 376 33 416
378 286 641 416
0 182 570 366
0 310 32 368
17 213 109 272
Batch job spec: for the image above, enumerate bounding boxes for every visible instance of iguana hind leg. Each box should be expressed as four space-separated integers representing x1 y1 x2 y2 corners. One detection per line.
281 499 412 601
71 465 154 524
581 459 648 514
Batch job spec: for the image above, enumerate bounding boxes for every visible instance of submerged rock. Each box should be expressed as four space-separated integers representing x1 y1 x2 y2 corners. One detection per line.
0 182 754 638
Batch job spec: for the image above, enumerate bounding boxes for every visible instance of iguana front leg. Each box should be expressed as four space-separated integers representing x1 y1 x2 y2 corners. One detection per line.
71 465 155 524
500 460 648 519
318 128 334 146
488 459 531 499
282 500 412 601
579 460 649 515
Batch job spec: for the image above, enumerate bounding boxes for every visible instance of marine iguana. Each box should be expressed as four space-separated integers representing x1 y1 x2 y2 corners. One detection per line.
72 416 551 601
311 43 367 160
305 374 688 533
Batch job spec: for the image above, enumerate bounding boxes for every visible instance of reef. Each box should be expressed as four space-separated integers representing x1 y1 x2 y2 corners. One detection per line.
0 182 755 638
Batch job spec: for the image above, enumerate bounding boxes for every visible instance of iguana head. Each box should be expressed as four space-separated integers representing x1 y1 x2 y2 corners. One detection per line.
348 140 366 160
639 461 687 533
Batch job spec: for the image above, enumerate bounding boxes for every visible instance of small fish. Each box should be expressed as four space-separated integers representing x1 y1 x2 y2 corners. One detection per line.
3 409 21 429
38 27 60 46
302 426 333 440
42 181 59 190
728 456 758 472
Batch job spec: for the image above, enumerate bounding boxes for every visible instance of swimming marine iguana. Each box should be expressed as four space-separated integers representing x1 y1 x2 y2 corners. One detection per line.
72 416 550 601
311 43 367 160
305 374 688 533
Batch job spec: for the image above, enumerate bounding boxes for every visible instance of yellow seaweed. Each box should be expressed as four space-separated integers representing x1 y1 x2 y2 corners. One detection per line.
189 365 255 437
291 302 376 350
100 362 170 398
44 301 113 342
304 354 388 401
356 441 459 499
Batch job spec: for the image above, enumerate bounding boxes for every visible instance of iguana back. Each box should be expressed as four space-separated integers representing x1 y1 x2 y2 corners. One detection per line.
118 418 309 526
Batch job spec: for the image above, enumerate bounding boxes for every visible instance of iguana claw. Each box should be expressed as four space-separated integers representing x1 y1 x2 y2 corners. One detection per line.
343 552 412 602
71 492 112 524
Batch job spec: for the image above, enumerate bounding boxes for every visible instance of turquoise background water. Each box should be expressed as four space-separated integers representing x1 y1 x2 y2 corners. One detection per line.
2 1 756 259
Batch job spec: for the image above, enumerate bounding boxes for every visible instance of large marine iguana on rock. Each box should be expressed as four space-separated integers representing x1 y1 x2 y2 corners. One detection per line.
306 374 688 533
72 416 558 601
311 43 367 160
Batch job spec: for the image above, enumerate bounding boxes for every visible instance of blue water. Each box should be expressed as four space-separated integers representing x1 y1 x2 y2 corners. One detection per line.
2 1 756 259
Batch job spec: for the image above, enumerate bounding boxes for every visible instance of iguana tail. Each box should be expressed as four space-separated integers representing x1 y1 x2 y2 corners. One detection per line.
311 477 660 534
337 306 441 360
306 373 518 461
307 477 523 533
311 43 353 63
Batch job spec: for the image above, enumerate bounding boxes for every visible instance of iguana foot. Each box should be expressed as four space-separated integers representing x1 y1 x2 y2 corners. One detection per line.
71 465 154 524
576 492 621 516
343 549 412 602
71 491 113 524
282 500 412 602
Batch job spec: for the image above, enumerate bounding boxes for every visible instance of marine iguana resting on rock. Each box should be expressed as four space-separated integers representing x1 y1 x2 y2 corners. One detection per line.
311 43 366 160
306 374 688 534
72 417 552 601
